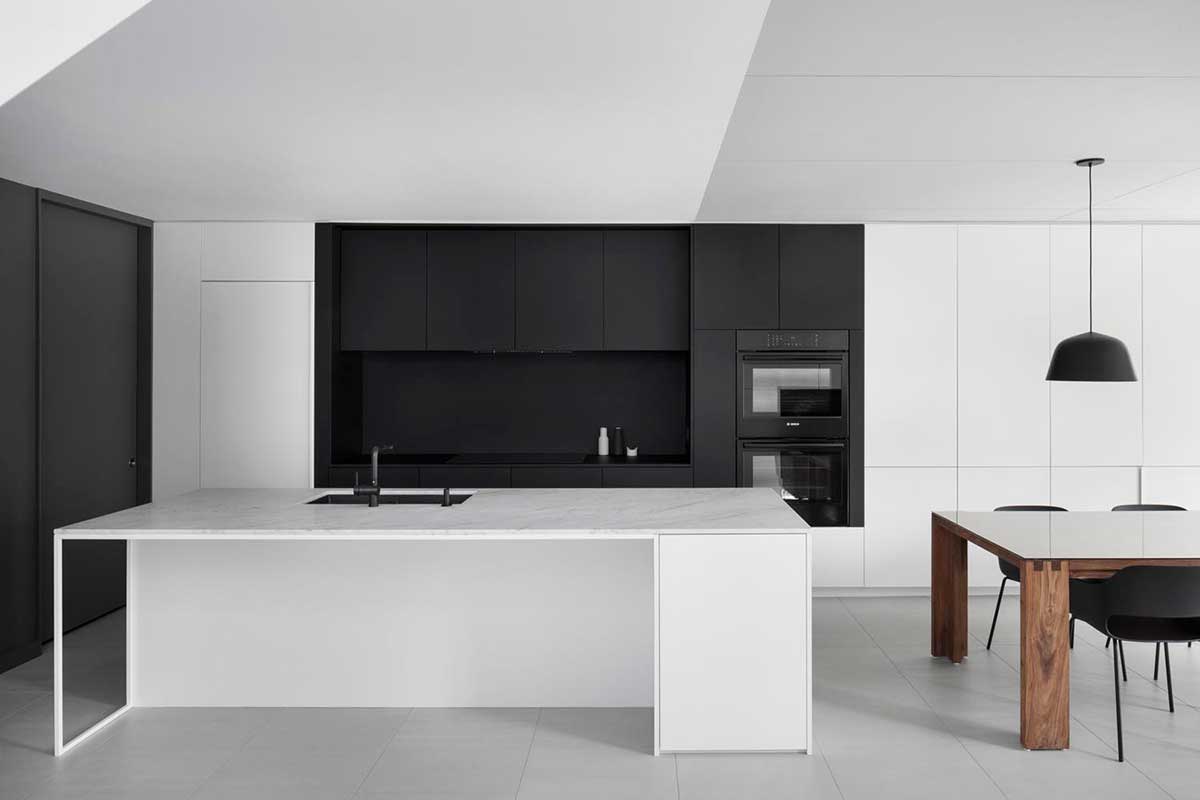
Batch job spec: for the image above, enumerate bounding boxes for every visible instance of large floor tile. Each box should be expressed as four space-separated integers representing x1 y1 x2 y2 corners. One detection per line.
516 742 677 800
246 707 410 752
676 753 843 800
206 746 383 790
533 707 651 753
359 737 530 795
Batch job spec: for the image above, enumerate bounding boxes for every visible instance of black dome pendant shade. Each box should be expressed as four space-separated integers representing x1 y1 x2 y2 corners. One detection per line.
1046 158 1137 382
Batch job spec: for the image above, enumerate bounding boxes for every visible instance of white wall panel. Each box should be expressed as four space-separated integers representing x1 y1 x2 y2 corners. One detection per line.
201 222 314 281
864 467 956 587
810 528 864 588
1143 226 1200 465
957 225 1050 467
864 225 957 466
1049 225 1142 466
1050 467 1140 512
151 223 202 500
1141 467 1200 510
200 282 312 488
958 467 1050 587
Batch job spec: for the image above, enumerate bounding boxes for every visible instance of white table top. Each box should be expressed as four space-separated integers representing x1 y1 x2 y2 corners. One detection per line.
936 510 1200 560
56 487 809 540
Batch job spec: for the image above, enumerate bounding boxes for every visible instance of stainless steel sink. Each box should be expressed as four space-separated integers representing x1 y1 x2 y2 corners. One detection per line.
306 493 471 505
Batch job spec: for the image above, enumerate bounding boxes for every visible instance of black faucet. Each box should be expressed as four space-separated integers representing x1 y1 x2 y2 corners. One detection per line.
353 445 393 507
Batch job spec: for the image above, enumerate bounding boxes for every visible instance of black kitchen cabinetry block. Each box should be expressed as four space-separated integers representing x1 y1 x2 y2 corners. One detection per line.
328 466 419 488
0 178 39 670
602 467 693 488
427 230 516 351
516 230 604 351
780 225 864 329
603 229 689 350
420 467 512 488
340 229 427 350
511 467 602 488
693 225 779 330
691 330 736 487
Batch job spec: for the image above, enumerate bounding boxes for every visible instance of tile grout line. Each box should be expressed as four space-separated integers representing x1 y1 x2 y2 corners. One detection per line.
183 708 280 800
1069 712 1178 799
512 706 542 800
674 749 681 800
347 706 415 799
837 598 1012 800
819 751 848 800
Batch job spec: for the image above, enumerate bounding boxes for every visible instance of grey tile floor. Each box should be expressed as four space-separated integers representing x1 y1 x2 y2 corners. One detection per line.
3 596 1199 799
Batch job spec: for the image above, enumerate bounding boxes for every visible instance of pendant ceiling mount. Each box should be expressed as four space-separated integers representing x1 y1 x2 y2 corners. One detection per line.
1045 157 1137 382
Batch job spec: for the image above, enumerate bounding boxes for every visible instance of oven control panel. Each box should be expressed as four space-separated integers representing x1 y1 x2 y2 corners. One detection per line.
737 329 850 351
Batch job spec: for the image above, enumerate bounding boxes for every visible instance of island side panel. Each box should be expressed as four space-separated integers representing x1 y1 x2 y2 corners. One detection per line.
658 532 809 752
132 538 654 707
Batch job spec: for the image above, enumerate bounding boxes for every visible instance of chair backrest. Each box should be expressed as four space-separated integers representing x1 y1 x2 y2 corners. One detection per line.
1112 503 1187 511
1099 566 1200 620
994 505 1068 512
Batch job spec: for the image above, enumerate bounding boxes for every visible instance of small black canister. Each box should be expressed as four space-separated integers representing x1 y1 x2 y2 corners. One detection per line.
610 426 625 457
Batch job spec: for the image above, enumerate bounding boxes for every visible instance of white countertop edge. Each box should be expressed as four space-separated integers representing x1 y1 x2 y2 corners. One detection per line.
55 528 808 540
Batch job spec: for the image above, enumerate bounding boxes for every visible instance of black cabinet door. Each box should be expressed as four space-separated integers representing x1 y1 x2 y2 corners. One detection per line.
602 467 693 488
419 466 511 488
511 467 602 488
339 229 427 350
603 229 689 350
327 466 419 488
780 225 864 329
693 225 779 330
427 230 515 350
691 330 736 487
516 230 603 350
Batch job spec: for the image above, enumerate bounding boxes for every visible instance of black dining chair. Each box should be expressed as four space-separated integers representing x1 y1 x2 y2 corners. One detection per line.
986 505 1068 651
1112 503 1190 677
1070 565 1200 761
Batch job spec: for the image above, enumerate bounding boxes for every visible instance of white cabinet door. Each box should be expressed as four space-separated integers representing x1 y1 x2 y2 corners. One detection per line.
659 534 808 752
201 282 312 488
1050 466 1140 512
1049 225 1142 466
201 223 314 281
864 225 957 466
957 226 1050 467
1141 467 1200 509
1143 226 1200 465
810 528 864 587
958 467 1049 587
864 467 956 587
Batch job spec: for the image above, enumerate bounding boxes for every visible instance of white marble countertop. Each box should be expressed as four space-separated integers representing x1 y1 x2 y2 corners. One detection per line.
57 487 809 539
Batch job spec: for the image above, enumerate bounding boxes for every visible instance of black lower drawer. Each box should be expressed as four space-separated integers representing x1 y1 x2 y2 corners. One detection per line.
419 466 511 488
602 467 693 488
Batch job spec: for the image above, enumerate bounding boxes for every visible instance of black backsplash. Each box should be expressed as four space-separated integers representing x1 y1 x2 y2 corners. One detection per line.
359 351 688 456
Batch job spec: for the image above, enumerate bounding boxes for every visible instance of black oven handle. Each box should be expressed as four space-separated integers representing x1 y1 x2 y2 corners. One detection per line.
740 440 846 452
739 352 847 362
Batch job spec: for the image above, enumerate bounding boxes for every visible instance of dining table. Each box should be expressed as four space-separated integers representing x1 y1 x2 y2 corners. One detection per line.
930 509 1200 750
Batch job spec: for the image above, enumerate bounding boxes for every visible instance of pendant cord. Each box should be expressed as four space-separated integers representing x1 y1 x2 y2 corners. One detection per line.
1088 163 1094 332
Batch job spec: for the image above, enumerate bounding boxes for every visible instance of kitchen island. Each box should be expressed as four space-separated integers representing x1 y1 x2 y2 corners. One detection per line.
55 488 810 756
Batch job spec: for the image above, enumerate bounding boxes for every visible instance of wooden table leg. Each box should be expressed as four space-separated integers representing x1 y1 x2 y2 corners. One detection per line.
1020 559 1070 750
931 515 967 662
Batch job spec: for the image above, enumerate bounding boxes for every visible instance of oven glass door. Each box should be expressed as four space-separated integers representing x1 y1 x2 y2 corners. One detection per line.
739 353 847 438
740 441 847 526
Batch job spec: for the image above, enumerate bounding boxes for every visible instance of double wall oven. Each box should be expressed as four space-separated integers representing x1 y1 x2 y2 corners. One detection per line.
736 330 857 527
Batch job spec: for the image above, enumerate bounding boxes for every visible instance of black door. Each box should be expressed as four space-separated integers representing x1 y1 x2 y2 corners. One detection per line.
516 230 604 350
426 230 516 351
40 201 141 635
339 228 427 350
603 229 689 350
693 225 779 330
779 225 864 329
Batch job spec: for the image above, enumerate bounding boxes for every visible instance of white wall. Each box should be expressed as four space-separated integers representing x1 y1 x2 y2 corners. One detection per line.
153 223 314 497
855 222 1200 589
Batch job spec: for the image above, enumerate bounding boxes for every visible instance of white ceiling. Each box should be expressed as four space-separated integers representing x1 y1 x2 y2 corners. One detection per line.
2 0 1197 224
698 0 1200 222
0 0 770 221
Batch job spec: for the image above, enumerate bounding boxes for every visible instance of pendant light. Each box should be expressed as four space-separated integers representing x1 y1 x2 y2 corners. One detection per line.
1045 158 1137 382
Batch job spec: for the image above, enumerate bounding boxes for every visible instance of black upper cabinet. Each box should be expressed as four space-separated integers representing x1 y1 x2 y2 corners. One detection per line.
693 225 779 330
427 230 516 350
515 230 603 350
340 229 427 350
603 229 689 350
779 225 864 329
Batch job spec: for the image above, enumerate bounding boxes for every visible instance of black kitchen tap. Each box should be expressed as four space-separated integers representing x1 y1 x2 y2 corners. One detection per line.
353 445 392 507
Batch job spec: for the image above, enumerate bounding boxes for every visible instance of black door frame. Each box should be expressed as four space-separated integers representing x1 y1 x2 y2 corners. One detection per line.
36 190 152 641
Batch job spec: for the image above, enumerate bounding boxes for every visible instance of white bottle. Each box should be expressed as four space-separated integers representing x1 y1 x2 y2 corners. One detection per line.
598 427 610 456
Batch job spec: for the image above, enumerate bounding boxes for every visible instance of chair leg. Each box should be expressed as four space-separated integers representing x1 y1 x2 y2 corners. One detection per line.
1165 642 1175 713
1069 616 1075 649
1105 636 1111 649
1118 640 1128 682
986 577 1007 651
1113 641 1124 762
1154 643 1160 681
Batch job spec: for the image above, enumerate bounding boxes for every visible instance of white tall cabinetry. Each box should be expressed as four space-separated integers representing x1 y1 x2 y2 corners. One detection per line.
152 223 315 496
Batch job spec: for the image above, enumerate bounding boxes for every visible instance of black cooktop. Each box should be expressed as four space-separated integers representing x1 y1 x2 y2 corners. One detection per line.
448 453 587 465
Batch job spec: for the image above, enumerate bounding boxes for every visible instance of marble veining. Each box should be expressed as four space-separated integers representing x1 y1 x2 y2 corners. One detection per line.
58 488 808 538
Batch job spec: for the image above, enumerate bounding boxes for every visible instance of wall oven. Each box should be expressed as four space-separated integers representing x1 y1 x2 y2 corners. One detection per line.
739 440 848 527
736 330 849 439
